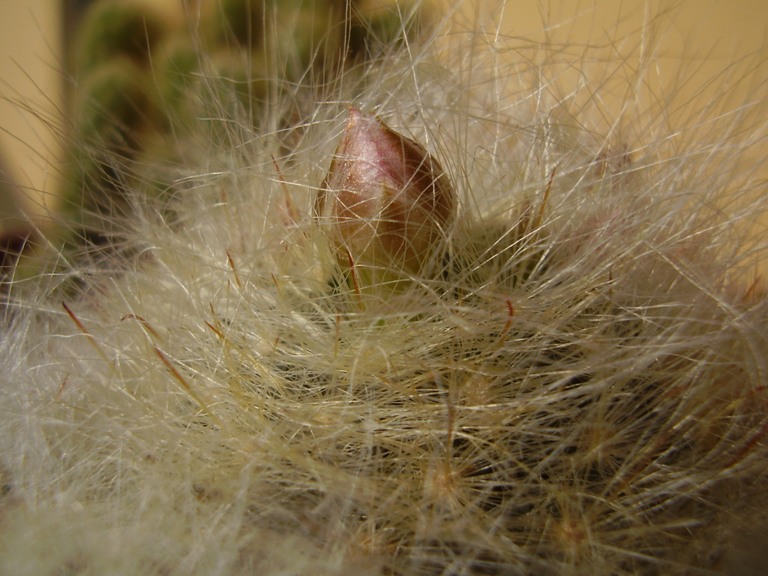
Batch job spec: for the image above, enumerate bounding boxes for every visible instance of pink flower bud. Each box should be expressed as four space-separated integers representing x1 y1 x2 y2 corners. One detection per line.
316 108 455 277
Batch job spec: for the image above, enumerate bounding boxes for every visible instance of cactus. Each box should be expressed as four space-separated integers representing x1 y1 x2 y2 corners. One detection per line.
1 1 767 574
58 0 424 247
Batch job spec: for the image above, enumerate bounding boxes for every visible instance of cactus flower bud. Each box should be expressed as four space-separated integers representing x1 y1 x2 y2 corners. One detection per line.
316 108 455 279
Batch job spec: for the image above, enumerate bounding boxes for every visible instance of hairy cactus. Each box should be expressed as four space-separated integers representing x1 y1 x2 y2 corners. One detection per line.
1 1 767 575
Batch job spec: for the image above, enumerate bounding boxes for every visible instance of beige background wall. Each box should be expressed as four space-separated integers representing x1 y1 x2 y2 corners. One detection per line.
1 0 766 226
0 0 62 225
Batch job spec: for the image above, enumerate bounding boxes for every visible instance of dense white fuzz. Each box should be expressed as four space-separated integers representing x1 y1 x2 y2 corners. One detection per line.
1 1 767 575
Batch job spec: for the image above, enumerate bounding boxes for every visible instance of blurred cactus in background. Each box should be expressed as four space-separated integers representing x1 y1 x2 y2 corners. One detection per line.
60 0 424 248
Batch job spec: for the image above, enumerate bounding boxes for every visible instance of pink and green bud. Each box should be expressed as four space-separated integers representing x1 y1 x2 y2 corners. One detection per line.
316 108 455 280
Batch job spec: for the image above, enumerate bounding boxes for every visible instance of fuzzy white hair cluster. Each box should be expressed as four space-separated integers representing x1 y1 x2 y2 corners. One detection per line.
2 1 767 574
